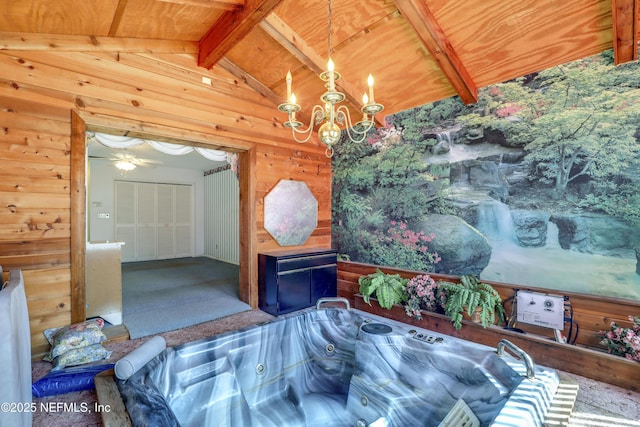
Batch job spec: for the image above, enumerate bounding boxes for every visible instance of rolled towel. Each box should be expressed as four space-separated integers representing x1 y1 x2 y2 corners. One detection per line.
115 335 166 380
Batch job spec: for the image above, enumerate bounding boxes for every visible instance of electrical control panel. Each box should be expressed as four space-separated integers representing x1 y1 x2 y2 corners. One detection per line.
516 290 565 330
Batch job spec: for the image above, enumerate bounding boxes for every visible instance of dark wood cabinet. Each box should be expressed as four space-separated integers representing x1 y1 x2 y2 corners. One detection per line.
258 248 337 315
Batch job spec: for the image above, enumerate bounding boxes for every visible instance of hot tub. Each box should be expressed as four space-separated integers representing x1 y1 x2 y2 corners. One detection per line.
118 301 560 426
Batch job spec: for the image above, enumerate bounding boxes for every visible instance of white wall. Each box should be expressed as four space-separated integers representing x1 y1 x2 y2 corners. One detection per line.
88 160 206 256
204 167 239 264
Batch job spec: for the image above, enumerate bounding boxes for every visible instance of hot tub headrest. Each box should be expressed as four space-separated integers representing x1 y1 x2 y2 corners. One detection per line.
115 335 166 380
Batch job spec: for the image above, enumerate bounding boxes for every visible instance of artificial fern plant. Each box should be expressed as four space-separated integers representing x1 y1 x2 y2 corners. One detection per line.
358 268 408 309
440 274 505 330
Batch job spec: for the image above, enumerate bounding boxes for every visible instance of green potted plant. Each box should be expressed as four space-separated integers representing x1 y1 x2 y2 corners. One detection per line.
358 268 408 309
440 274 505 330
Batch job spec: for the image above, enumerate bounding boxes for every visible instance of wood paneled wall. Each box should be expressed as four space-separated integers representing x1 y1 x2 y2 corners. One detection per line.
0 50 331 356
256 144 332 251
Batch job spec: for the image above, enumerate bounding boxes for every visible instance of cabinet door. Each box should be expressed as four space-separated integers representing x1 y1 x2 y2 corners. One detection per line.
310 265 337 302
277 270 311 314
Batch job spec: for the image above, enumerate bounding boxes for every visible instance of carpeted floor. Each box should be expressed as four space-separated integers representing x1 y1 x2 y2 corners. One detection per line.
122 257 251 338
31 308 640 427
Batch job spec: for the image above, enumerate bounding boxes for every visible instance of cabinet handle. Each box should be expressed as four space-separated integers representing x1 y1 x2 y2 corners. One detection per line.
277 264 337 275
278 254 334 263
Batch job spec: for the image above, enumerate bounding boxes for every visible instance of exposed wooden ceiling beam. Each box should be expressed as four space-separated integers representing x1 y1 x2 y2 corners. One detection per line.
612 0 639 65
198 0 282 69
260 13 368 119
395 0 477 104
156 0 244 10
218 57 282 106
0 32 198 53
108 0 128 37
217 57 312 126
260 13 324 75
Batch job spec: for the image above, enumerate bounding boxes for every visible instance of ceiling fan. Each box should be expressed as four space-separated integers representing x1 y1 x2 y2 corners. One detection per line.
89 152 162 172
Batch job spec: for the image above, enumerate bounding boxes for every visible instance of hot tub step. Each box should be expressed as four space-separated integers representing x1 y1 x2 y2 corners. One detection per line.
438 399 480 427
543 381 579 426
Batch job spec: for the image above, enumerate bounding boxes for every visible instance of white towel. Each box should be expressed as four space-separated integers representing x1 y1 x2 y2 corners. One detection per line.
115 335 166 380
0 270 32 427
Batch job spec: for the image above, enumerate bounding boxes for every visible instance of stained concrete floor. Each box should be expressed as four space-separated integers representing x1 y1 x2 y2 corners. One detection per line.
561 371 640 426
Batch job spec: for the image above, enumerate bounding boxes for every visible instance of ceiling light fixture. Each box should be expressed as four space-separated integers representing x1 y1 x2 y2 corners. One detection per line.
277 0 384 157
114 159 136 172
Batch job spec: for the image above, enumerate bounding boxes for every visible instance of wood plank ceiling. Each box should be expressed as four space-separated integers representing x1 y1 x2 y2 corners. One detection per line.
0 0 638 120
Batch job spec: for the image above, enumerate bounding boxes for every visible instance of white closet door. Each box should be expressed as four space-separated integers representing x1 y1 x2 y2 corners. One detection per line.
157 184 175 259
175 184 193 257
115 181 136 262
115 181 193 262
136 182 157 261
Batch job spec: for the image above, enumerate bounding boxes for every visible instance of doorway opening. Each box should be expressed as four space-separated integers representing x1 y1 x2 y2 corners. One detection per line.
86 133 248 337
70 111 258 331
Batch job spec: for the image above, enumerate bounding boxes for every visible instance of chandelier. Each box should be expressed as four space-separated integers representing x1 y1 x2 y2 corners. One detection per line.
277 0 384 157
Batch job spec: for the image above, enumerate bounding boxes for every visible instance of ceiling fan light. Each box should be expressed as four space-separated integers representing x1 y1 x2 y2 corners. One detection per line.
115 160 136 171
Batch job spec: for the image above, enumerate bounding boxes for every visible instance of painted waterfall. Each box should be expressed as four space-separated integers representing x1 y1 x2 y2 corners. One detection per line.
331 49 640 302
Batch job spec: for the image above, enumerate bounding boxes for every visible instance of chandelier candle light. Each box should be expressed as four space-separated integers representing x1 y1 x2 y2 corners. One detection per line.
277 0 384 157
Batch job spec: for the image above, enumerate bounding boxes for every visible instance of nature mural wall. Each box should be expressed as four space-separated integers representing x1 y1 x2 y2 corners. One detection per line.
332 50 640 302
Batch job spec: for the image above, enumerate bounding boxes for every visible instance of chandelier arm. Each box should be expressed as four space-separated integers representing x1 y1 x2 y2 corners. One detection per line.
289 125 314 144
334 106 354 129
311 104 327 127
288 105 327 144
344 125 372 144
336 106 375 143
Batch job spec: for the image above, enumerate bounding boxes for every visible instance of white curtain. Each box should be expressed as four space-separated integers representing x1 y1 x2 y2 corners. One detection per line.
88 132 229 163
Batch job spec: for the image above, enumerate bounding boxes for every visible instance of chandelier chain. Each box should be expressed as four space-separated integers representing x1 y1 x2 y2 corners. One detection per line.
327 0 332 59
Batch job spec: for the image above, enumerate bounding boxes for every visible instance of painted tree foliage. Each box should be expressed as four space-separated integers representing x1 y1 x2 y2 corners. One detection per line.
458 52 640 221
331 127 442 272
333 50 640 270
389 51 640 223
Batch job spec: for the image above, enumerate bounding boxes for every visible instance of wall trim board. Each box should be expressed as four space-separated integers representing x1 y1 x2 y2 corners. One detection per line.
70 111 86 324
239 146 257 307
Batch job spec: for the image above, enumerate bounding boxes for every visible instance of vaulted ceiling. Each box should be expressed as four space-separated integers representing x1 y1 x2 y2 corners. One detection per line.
1 0 638 122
